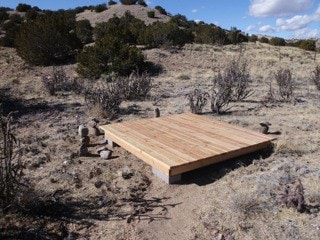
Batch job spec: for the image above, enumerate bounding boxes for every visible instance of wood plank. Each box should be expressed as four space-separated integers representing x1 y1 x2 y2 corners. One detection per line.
100 113 276 178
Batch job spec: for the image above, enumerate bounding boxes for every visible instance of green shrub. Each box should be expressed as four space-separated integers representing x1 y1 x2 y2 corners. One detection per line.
155 6 167 15
76 35 146 78
76 19 93 44
269 37 286 46
0 9 9 23
16 3 32 12
94 4 108 13
137 0 147 7
108 0 117 5
15 13 82 66
194 23 227 45
259 37 269 43
120 0 138 5
142 22 193 48
147 11 155 18
0 14 23 47
249 34 258 42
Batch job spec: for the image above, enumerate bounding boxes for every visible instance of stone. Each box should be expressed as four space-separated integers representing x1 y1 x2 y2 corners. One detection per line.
100 150 112 160
122 166 134 179
78 125 89 137
88 120 97 128
81 136 90 146
154 108 160 118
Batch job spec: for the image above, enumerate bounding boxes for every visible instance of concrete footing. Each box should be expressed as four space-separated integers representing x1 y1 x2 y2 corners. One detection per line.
104 136 117 147
152 168 181 184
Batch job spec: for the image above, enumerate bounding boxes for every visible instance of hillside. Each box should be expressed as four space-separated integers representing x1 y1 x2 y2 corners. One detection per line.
76 4 171 27
0 42 320 239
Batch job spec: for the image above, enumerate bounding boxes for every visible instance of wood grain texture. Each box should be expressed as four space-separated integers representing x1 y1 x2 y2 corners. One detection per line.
100 113 276 177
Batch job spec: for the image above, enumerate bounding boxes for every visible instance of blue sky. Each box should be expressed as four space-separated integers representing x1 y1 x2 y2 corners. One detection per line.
1 0 320 39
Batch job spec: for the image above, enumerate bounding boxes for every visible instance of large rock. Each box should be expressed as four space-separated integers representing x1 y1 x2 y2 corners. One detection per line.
100 150 112 160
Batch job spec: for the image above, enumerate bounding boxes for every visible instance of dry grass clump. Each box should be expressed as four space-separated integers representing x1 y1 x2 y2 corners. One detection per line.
275 137 317 156
303 178 320 206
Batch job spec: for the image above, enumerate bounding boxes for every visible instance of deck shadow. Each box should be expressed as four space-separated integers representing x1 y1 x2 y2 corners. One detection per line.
181 145 274 186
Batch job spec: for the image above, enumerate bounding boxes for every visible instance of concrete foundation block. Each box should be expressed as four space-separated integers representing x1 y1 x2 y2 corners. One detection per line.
152 167 181 184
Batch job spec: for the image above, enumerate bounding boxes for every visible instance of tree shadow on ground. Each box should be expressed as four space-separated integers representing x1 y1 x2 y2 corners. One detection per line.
1 189 179 239
181 144 274 186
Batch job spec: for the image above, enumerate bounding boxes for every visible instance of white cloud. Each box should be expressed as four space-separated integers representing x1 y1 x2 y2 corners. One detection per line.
259 25 276 32
276 15 312 30
291 28 320 38
276 5 320 31
191 9 198 13
246 25 255 31
249 0 313 17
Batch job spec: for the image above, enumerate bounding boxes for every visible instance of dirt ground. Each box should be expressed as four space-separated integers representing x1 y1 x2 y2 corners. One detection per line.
0 42 320 240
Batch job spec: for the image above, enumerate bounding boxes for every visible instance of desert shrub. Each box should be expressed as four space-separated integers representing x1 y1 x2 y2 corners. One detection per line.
147 11 155 18
186 89 210 114
94 4 108 13
137 0 147 7
0 9 9 23
122 72 153 100
108 0 117 5
16 13 82 66
310 65 320 91
25 8 40 21
0 112 24 208
193 23 227 45
269 37 286 46
0 14 24 47
248 34 258 42
274 68 294 102
84 81 123 117
42 67 84 95
259 37 269 43
155 6 167 15
280 179 305 213
227 27 248 44
76 35 145 78
211 71 233 114
93 12 145 44
226 59 253 101
75 19 93 44
120 0 138 5
142 22 193 48
16 3 32 12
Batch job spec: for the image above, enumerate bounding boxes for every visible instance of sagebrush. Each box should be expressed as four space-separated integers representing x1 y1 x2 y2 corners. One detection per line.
186 89 209 114
274 68 294 102
310 65 320 91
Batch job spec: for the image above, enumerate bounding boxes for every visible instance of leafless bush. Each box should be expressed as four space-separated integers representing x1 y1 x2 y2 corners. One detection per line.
42 67 85 95
84 81 123 118
263 81 277 103
123 72 153 100
0 112 24 208
280 179 305 213
310 65 320 91
211 71 233 114
186 89 210 114
274 68 294 102
226 59 253 101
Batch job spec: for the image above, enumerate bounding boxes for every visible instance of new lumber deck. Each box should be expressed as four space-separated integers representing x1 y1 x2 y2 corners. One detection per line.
100 113 276 183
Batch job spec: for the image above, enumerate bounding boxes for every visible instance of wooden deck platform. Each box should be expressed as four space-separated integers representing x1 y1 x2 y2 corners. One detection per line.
100 113 276 183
